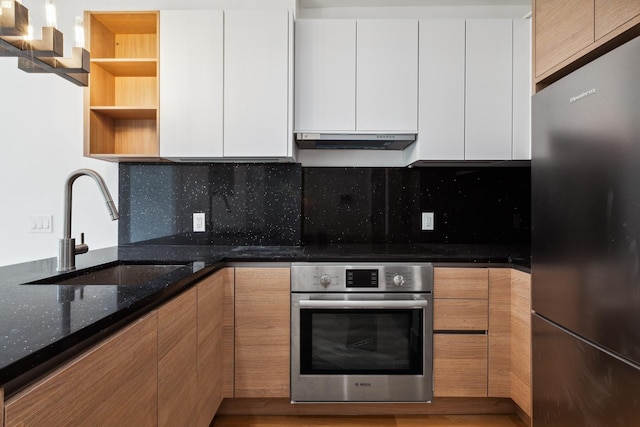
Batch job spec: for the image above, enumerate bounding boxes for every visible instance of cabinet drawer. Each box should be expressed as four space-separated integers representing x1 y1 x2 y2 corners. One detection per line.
434 334 488 397
434 268 488 299
434 298 488 331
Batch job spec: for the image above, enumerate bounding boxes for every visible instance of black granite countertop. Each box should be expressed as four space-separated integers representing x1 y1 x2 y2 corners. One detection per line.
0 243 529 388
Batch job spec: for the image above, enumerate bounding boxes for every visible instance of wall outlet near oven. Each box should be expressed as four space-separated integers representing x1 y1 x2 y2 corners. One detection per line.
193 212 206 232
421 212 434 231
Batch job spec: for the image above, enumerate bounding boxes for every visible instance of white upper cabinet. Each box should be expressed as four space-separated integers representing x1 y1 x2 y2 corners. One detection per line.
294 19 418 133
465 19 513 160
512 19 532 160
224 9 292 158
413 19 466 161
294 20 356 132
160 10 224 159
407 18 531 164
356 20 418 132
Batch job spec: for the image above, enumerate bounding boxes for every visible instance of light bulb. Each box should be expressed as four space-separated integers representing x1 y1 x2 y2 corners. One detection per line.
46 0 56 28
74 16 84 48
24 24 32 41
0 1 13 14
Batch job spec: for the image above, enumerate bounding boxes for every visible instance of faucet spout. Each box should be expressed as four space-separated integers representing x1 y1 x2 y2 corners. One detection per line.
58 169 119 272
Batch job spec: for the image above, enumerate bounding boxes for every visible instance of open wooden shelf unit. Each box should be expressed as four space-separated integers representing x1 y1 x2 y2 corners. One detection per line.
84 11 159 160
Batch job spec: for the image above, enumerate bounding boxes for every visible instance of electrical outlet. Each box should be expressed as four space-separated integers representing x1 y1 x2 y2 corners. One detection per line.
421 212 434 231
193 212 205 232
28 215 53 233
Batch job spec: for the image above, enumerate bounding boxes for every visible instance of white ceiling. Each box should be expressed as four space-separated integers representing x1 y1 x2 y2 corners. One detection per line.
299 0 531 8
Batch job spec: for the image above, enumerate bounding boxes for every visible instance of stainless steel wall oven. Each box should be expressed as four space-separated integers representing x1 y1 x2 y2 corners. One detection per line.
290 262 433 403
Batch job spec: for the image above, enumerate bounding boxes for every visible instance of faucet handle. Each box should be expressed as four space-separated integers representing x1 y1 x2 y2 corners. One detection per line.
75 232 89 255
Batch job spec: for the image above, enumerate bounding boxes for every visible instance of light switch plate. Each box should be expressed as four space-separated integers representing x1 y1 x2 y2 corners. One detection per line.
28 215 53 233
193 212 205 232
421 212 434 231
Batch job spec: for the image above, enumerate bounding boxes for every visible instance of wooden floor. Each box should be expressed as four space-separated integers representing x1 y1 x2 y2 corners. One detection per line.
211 414 527 427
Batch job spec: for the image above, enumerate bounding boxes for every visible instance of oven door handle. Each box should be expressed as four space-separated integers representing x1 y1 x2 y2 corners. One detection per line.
298 298 429 309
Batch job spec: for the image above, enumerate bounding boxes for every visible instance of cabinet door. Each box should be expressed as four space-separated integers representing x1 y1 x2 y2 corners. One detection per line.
534 0 594 77
222 270 235 398
416 20 465 160
434 334 488 397
356 20 418 132
512 19 532 160
511 270 532 416
595 0 640 40
234 268 290 398
488 269 511 398
465 20 513 160
224 10 291 158
196 269 232 427
160 10 223 158
5 314 158 426
295 20 356 132
158 287 197 427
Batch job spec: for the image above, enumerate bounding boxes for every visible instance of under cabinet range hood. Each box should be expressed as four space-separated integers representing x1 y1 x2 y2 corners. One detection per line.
295 132 417 150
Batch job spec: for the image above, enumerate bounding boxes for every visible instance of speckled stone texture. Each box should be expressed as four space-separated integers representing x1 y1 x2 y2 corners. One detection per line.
303 166 531 245
119 163 530 247
119 163 302 246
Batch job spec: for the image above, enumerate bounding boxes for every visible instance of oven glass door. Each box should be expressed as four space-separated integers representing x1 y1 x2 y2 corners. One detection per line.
297 296 427 376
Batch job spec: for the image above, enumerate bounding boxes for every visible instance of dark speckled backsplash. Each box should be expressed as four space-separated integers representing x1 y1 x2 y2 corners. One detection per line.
303 167 530 244
119 163 530 246
119 163 302 246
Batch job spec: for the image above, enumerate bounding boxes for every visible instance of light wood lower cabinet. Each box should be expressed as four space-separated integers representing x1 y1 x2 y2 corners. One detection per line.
222 270 236 398
488 269 511 398
433 268 489 397
510 269 532 417
158 287 197 427
234 267 290 398
157 270 233 427
3 268 234 427
488 268 532 418
434 334 488 397
159 269 232 427
197 268 231 426
433 266 531 414
4 313 159 427
1 387 4 427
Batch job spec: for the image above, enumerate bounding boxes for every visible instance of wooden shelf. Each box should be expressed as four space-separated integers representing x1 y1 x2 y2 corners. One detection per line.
91 58 157 77
84 11 159 160
91 106 156 120
89 12 158 36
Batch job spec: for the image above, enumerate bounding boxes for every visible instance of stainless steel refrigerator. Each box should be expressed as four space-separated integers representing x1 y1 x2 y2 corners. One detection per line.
532 36 640 426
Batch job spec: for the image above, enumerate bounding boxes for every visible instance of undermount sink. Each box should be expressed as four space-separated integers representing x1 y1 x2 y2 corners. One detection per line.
26 262 190 287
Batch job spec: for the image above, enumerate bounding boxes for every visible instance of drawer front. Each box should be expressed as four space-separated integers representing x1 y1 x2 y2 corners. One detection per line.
434 298 488 331
434 334 488 397
434 268 488 299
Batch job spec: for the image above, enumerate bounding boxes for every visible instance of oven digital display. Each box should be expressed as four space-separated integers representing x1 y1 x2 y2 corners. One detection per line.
346 269 378 288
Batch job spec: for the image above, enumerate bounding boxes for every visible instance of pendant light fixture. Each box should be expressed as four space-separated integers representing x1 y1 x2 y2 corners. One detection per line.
0 0 89 86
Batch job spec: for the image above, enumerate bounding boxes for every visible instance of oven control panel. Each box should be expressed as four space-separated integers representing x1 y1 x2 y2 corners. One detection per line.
290 262 433 293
